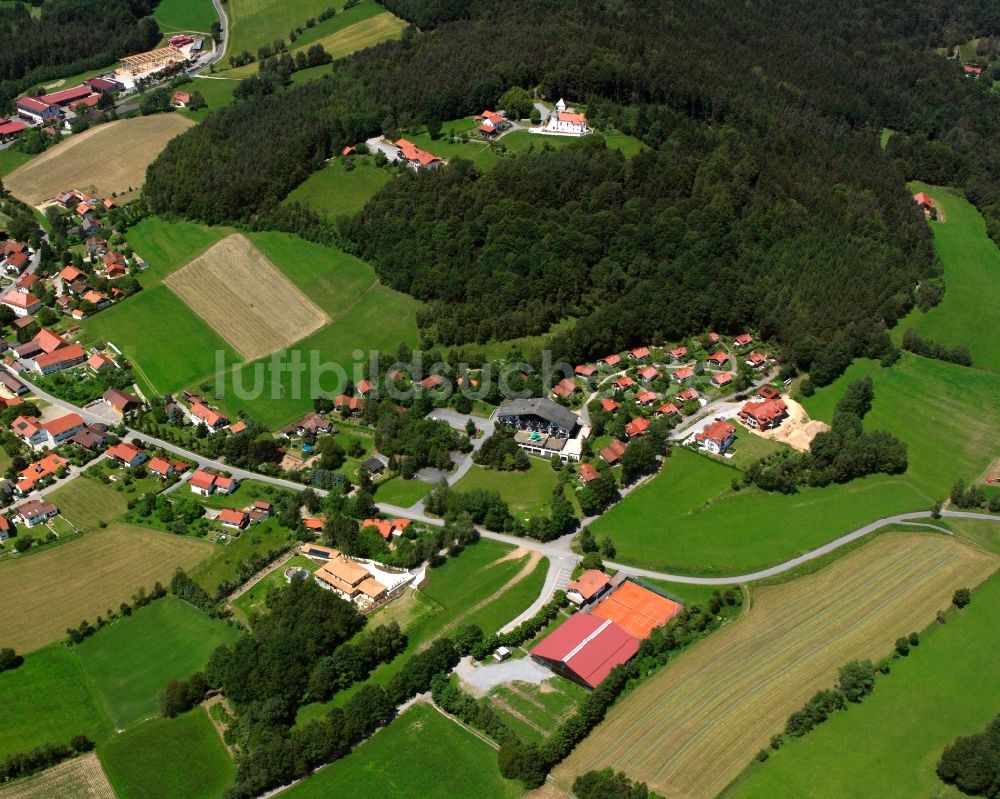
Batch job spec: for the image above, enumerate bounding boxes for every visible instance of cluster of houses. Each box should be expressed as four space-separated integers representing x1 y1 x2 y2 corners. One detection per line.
690 386 789 456
0 499 60 540
217 500 272 531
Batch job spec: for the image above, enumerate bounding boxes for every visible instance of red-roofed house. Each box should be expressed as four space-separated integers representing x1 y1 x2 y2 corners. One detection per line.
3 251 28 275
629 346 650 361
107 442 147 468
189 469 217 495
60 265 85 283
477 109 507 136
34 344 86 375
356 378 374 396
655 402 679 418
746 352 766 369
676 387 700 403
600 398 620 413
11 415 46 448
637 366 658 382
395 138 444 170
913 191 933 212
695 420 736 455
624 416 650 438
215 476 238 494
41 413 85 445
600 439 627 465
147 457 175 478
613 376 635 392
541 100 592 137
530 613 639 688
734 333 753 348
552 378 579 399
707 351 729 366
334 395 365 414
669 346 688 361
191 402 228 431
598 354 621 368
758 385 780 401
566 569 612 605
635 390 659 407
171 91 191 108
1 290 41 317
711 372 733 388
575 364 597 378
579 463 600 484
16 96 61 124
0 119 28 143
16 454 68 494
673 367 694 382
738 399 788 431
708 332 720 344
964 64 984 77
219 508 249 529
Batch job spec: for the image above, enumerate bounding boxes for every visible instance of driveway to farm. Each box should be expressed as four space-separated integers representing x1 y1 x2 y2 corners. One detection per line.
14 373 1000 589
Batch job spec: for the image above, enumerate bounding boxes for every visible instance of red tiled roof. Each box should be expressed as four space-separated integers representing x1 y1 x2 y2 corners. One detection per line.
630 346 650 359
17 97 52 113
567 569 611 600
711 371 733 386
579 463 600 483
191 402 226 427
656 402 679 416
614 376 635 390
599 354 621 366
1 290 40 309
674 367 694 380
708 351 729 365
740 398 787 425
669 346 688 358
42 413 83 437
676 387 700 402
189 469 216 490
600 398 620 413
637 366 658 381
530 613 639 688
696 420 736 445
600 439 628 464
0 120 28 136
575 364 597 377
34 344 85 370
636 390 659 405
219 508 248 527
625 416 650 437
734 333 753 346
148 456 172 475
552 378 578 398
395 138 441 166
747 351 766 365
44 85 92 105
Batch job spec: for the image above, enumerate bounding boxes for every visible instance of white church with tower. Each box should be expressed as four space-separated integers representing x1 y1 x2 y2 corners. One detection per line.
532 98 592 137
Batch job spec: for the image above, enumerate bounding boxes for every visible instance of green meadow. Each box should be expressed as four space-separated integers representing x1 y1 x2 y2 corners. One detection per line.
99 708 234 799
45 477 129 531
75 596 240 729
894 183 1000 373
453 459 562 521
500 129 646 158
282 703 522 799
154 0 220 32
126 216 230 286
593 353 1000 575
0 646 112 759
374 476 432 507
189 519 297 595
284 155 392 217
722 565 1000 799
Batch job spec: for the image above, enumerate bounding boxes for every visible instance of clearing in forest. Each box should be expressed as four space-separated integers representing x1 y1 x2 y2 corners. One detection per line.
165 234 329 360
554 534 998 799
3 115 194 205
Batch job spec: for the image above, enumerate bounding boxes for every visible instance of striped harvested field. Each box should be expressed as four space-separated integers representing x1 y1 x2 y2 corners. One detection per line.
0 523 211 652
3 115 194 205
554 534 998 799
165 234 329 360
0 754 115 799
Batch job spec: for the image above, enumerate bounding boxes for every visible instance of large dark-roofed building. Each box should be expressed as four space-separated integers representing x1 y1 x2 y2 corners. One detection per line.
497 397 579 437
530 612 639 689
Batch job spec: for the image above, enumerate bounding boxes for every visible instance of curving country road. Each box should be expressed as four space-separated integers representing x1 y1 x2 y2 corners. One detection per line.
13 373 1000 610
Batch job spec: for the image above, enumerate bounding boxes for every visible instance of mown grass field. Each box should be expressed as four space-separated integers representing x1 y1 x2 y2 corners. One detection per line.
222 0 396 72
76 596 240 729
595 352 1000 575
45 477 128 531
125 216 230 287
374 476 432 507
488 677 588 744
0 147 34 177
0 646 112 759
282 703 522 799
555 534 998 799
0 754 116 799
893 183 1000 373
154 0 219 32
99 707 234 799
0 523 212 652
722 556 1000 799
453 459 561 521
3 115 195 204
284 155 392 217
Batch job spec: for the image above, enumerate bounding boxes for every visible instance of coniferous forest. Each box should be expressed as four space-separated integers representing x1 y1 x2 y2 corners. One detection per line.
144 0 1000 383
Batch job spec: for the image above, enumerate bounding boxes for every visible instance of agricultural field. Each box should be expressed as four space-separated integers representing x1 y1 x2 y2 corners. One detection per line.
0 646 112 759
595 352 1000 575
0 754 116 799
723 562 1000 799
44 477 128 531
0 147 34 177
84 283 240 398
298 9 406 60
487 677 588 744
99 708 234 799
284 155 392 217
153 0 220 32
453 459 562 521
0 523 212 652
165 234 330 360
282 703 522 799
3 115 195 205
75 596 241 729
125 216 230 287
894 183 1000 373
222 0 398 72
554 534 998 799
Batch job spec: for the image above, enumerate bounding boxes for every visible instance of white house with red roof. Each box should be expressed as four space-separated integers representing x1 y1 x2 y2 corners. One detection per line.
695 420 736 455
538 99 591 137
477 110 507 136
1 289 41 317
738 398 788 431
394 138 445 171
190 401 228 431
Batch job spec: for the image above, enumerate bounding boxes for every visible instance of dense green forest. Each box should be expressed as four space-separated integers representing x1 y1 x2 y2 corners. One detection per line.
0 0 161 109
145 0 1000 381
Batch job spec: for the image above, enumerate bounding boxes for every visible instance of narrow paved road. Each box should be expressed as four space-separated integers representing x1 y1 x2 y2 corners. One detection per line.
14 372 1000 588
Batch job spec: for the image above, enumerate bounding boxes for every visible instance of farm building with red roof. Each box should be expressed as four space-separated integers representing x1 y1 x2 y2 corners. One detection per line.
530 612 640 689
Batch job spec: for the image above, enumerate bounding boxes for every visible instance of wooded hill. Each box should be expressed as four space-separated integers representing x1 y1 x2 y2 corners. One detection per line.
144 0 1000 383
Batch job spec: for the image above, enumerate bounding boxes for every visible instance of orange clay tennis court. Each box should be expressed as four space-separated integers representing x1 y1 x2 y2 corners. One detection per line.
591 581 683 639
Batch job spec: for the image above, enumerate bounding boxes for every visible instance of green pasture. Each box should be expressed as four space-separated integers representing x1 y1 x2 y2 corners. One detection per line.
284 155 392 217
127 216 230 286
75 596 240 729
154 0 220 32
375 476 432 507
453 459 562 521
189 519 296 594
45 477 129 531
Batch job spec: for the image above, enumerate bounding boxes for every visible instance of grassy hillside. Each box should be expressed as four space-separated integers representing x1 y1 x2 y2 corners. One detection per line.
99 708 234 799
284 155 392 217
282 703 522 799
594 352 1000 575
0 646 112 759
76 596 240 729
722 564 1000 799
894 184 1000 373
154 0 219 32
